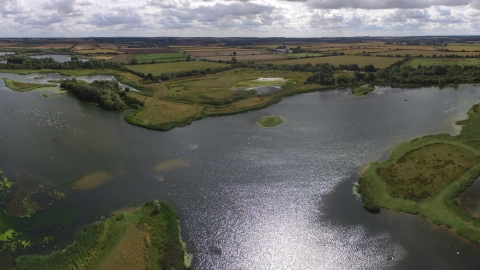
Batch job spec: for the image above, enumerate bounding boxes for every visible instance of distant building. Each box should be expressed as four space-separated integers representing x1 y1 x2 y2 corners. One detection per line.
276 49 292 54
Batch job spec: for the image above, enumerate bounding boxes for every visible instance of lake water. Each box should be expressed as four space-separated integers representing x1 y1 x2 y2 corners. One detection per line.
0 52 14 56
1 76 480 269
29 55 85 63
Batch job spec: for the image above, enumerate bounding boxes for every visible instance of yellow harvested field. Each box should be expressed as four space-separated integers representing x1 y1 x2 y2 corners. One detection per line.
270 55 400 68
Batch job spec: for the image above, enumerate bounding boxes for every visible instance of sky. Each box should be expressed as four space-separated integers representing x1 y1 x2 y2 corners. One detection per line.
0 0 480 37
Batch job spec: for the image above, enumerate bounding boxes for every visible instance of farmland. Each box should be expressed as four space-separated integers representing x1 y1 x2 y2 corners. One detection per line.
270 55 400 68
404 58 480 67
136 53 187 63
125 61 230 76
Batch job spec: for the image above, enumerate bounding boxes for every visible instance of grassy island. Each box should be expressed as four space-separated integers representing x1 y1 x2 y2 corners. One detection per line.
358 103 480 245
13 200 191 270
257 115 283 127
351 85 375 96
2 78 57 92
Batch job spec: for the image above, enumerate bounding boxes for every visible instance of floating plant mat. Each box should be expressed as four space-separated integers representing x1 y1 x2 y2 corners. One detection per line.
6 173 66 218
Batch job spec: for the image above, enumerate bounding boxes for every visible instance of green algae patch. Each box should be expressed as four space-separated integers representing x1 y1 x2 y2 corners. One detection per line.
2 78 57 92
6 174 67 218
13 201 190 270
351 85 375 96
359 103 480 245
257 115 283 127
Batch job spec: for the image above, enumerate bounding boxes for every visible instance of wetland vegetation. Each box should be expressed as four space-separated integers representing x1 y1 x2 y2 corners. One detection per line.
358 103 480 245
257 115 283 127
13 201 190 270
2 78 56 92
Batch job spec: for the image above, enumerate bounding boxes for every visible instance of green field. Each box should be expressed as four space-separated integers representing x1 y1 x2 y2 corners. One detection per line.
136 53 186 63
405 58 480 67
358 104 480 246
271 55 400 68
284 53 324 58
126 61 230 76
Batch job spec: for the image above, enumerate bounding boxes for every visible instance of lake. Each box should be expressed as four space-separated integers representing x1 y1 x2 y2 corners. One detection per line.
29 55 86 63
1 75 480 269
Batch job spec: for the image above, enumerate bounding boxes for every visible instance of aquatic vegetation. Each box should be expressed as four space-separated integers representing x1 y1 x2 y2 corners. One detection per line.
72 171 114 190
2 78 57 92
257 115 283 127
153 159 190 172
6 174 67 218
359 104 480 245
14 201 190 270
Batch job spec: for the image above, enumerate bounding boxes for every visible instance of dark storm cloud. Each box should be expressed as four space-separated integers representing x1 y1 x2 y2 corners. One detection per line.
306 0 471 9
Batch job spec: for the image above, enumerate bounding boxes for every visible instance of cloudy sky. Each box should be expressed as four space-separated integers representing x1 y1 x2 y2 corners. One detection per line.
0 0 479 37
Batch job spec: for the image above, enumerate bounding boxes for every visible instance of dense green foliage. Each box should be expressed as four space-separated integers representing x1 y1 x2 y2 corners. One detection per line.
1 57 124 71
60 79 126 110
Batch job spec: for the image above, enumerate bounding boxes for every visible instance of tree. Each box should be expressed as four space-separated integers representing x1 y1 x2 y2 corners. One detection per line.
153 200 161 213
130 58 138 65
233 52 237 56
231 57 237 63
363 64 375 72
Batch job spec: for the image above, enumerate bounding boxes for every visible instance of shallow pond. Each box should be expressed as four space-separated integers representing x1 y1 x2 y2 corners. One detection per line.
0 52 14 56
29 55 85 63
1 76 480 269
458 177 480 218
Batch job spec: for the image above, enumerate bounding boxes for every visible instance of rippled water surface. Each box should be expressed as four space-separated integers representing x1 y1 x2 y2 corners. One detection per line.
1 77 480 269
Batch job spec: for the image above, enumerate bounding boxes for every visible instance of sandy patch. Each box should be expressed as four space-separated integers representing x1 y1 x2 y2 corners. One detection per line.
72 171 114 190
153 158 190 172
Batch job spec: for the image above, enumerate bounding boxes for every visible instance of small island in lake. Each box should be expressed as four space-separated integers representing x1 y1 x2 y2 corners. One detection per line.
257 115 283 127
358 103 480 245
351 85 375 96
2 78 56 92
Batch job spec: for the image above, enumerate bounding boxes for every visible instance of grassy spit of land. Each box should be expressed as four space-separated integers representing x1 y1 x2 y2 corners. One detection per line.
13 200 191 270
2 78 56 92
351 85 375 96
358 104 480 245
257 115 283 127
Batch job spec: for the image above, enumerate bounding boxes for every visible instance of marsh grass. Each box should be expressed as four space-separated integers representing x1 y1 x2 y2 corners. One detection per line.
359 104 480 245
13 201 189 270
257 115 283 127
2 78 56 92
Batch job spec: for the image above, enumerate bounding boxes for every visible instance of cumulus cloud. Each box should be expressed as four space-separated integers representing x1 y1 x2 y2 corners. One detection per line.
89 8 143 27
43 0 84 16
0 0 31 17
16 12 63 25
306 0 471 10
147 0 190 9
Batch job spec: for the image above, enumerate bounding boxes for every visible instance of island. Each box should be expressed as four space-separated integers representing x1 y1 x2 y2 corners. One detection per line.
358 103 480 245
257 115 283 127
13 200 191 270
2 78 56 92
350 85 375 96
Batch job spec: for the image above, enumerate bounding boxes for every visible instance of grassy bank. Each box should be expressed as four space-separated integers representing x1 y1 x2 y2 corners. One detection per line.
13 201 190 270
358 104 480 245
351 85 375 96
257 115 283 127
2 78 56 92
